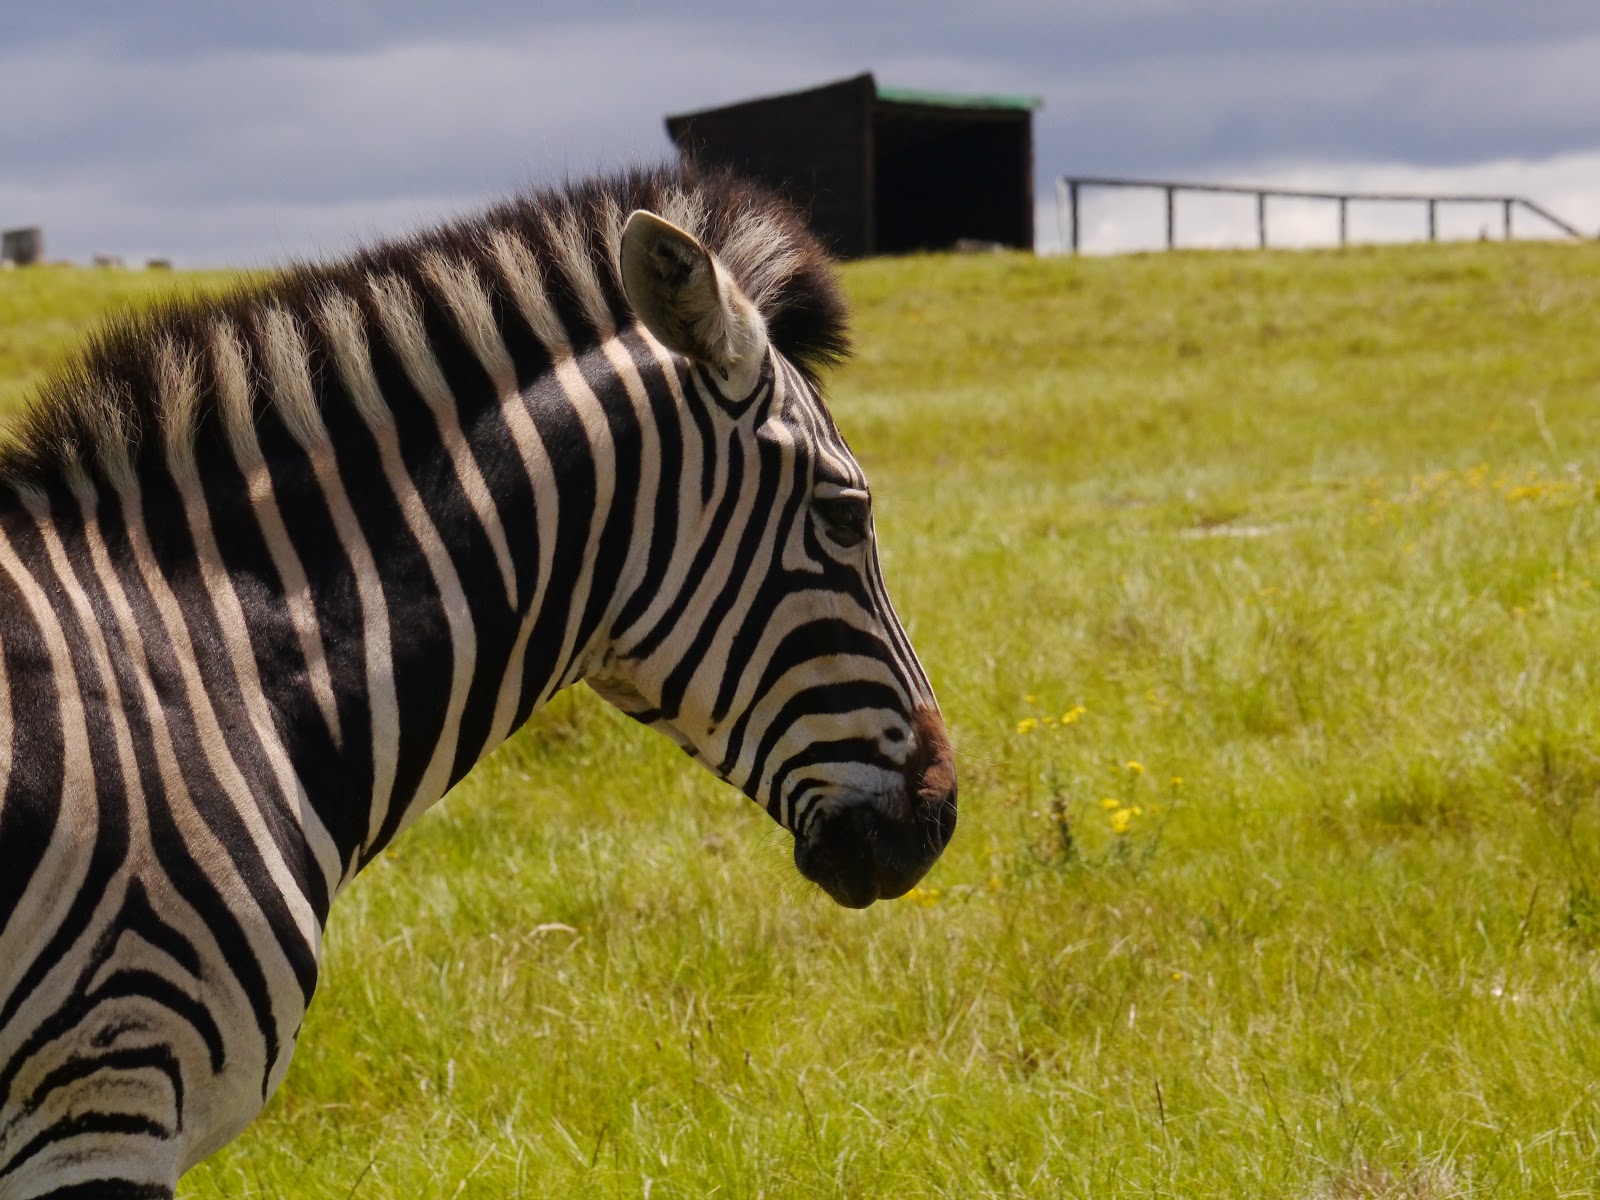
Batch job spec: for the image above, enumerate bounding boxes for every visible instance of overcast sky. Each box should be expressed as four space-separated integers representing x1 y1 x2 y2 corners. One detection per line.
3 2 1600 264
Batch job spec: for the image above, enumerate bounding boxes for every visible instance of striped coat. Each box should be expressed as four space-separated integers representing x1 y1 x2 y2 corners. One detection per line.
0 166 955 1196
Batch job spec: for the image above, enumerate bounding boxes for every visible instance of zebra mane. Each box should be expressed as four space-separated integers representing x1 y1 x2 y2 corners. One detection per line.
1 163 850 487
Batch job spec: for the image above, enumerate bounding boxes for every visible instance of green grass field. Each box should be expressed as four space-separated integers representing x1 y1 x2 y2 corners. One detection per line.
6 243 1600 1197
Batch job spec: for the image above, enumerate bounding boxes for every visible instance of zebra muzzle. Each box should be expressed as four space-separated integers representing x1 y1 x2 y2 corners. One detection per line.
793 708 957 908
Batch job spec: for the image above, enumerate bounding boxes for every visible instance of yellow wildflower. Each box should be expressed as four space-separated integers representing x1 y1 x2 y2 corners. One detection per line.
1126 761 1145 775
1023 693 1038 705
1110 808 1135 834
1099 797 1121 811
1170 776 1183 788
1017 717 1038 734
1062 705 1087 724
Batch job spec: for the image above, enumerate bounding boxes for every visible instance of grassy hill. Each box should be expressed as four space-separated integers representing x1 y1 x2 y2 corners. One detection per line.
6 243 1600 1197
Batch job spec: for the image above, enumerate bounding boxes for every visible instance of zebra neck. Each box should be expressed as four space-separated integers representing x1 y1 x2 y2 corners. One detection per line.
251 324 669 878
274 331 658 877
0 311 680 904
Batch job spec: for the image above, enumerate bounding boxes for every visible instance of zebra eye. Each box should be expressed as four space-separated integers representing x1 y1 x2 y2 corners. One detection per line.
813 484 871 548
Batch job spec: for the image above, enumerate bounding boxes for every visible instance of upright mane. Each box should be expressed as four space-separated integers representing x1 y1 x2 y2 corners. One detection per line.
0 163 850 486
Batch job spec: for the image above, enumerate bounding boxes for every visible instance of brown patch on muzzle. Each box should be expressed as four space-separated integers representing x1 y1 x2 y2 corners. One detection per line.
905 706 957 824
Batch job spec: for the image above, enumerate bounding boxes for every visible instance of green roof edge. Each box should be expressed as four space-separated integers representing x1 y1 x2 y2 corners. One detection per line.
874 84 1042 112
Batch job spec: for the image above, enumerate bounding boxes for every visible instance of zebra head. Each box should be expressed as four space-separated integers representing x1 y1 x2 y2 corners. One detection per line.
584 208 956 908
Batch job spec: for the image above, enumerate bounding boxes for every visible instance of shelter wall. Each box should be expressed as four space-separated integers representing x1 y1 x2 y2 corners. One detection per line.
667 77 873 258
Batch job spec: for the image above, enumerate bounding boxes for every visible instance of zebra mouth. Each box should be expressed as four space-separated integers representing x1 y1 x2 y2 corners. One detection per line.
792 796 954 909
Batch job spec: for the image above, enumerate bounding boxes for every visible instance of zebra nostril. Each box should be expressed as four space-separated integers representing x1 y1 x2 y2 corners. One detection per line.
933 786 958 849
883 726 905 745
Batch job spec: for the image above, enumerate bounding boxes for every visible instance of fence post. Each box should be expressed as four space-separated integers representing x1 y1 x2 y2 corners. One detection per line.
1503 198 1513 241
1427 199 1437 242
1055 179 1070 254
1165 187 1175 250
1257 192 1267 249
1070 181 1080 254
1338 198 1348 247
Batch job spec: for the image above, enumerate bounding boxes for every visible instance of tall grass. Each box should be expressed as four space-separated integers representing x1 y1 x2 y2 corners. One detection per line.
5 242 1600 1197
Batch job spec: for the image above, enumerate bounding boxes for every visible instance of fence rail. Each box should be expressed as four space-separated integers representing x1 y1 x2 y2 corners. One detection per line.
1056 175 1590 254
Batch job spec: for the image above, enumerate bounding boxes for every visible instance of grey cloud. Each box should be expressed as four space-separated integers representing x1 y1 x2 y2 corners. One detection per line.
1049 31 1600 172
14 2 1600 62
0 25 838 225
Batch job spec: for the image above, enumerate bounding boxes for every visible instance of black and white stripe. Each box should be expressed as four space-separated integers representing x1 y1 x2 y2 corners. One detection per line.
0 164 955 1196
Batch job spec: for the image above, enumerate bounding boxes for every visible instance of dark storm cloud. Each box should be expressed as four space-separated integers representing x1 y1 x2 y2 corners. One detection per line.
2 3 1598 262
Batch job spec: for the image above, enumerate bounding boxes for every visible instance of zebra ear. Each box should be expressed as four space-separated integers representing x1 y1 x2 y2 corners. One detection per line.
620 210 765 371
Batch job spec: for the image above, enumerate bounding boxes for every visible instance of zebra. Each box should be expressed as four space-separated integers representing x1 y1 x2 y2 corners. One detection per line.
0 164 956 1196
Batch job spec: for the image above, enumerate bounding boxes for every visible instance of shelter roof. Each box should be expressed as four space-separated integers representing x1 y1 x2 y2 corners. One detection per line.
874 84 1042 112
666 73 1042 123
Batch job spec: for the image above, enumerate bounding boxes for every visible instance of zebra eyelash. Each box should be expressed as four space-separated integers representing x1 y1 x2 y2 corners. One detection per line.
812 482 872 548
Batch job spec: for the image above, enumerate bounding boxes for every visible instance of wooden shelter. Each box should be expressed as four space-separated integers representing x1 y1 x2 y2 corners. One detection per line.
665 73 1040 258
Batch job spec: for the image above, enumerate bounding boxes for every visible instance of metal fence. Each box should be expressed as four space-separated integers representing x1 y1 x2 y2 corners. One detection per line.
1056 176 1590 254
